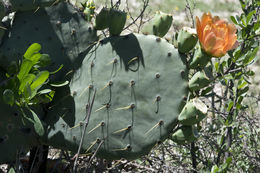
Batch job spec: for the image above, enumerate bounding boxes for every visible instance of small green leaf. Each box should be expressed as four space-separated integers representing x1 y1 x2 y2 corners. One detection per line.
211 165 219 173
215 62 219 72
36 93 54 104
201 86 213 96
218 134 225 145
226 157 232 165
30 71 50 92
19 74 36 93
24 83 32 100
221 157 232 171
37 89 52 95
238 81 247 89
254 22 260 32
7 61 19 75
50 80 69 87
8 167 15 173
50 64 64 74
230 16 238 25
30 53 42 64
246 10 255 25
238 86 249 96
24 43 41 60
3 89 14 106
246 70 255 76
227 101 234 112
38 54 51 67
243 47 259 65
17 59 33 81
30 109 44 136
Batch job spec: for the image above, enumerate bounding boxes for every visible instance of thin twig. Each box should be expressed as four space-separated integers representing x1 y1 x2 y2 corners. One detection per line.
124 0 149 31
29 147 40 173
72 89 97 173
185 0 195 28
84 140 104 173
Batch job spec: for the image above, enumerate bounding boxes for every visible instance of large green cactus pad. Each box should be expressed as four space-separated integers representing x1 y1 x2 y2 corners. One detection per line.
1 0 65 13
44 33 188 160
0 2 97 80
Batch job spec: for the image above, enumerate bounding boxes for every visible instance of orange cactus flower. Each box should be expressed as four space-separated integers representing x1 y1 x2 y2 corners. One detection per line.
196 12 237 57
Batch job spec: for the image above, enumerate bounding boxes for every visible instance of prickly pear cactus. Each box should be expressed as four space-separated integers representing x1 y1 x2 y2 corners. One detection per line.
0 1 98 163
43 33 188 160
0 2 98 80
1 0 64 13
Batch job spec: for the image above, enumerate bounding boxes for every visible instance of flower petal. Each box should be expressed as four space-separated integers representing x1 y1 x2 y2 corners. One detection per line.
202 25 213 45
196 16 203 43
204 32 216 52
211 49 225 57
201 12 212 29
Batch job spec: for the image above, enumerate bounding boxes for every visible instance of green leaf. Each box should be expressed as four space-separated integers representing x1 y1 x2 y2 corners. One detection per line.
8 167 15 173
221 157 232 171
35 93 54 104
246 70 255 76
238 86 249 96
230 16 238 25
246 10 256 25
254 22 260 32
29 71 49 100
30 109 44 136
49 80 69 87
201 86 213 96
211 165 219 173
38 54 51 67
3 89 15 106
238 81 247 89
215 62 219 72
30 71 50 92
24 43 41 60
7 61 19 76
226 157 232 165
24 83 32 101
17 59 33 81
243 47 259 65
37 89 52 95
218 134 225 145
19 74 36 93
241 14 247 27
50 64 64 74
227 101 234 112
30 53 42 64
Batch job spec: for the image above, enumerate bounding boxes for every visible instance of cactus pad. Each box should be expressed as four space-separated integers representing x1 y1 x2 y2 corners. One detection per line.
3 0 65 12
0 2 98 80
44 33 188 160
